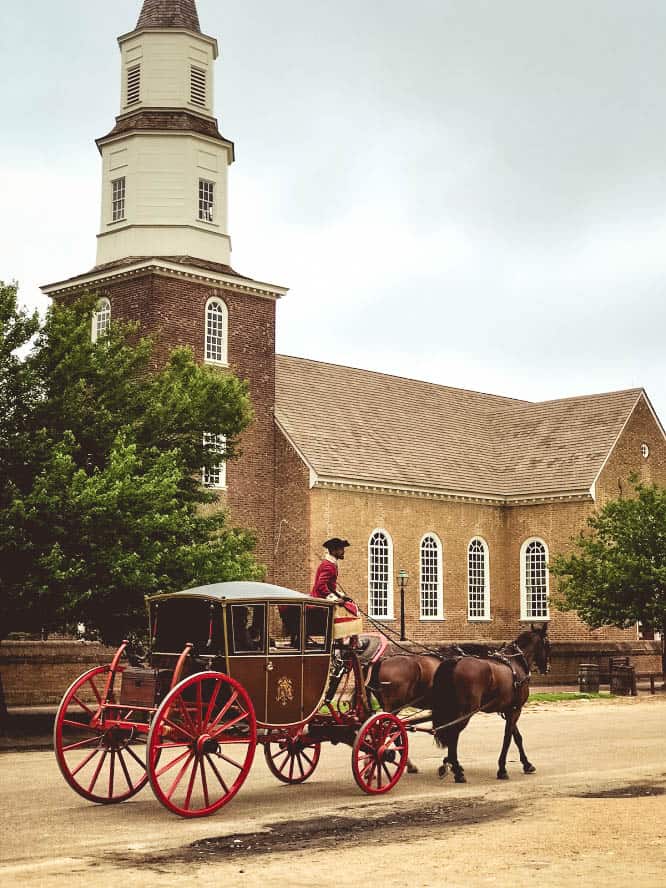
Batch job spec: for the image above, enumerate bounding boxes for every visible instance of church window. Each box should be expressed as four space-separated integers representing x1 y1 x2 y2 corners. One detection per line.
91 298 111 343
368 530 394 620
468 538 490 620
191 66 207 107
199 179 215 222
521 539 549 620
112 177 126 222
126 64 141 105
202 433 227 489
420 534 443 619
205 297 228 365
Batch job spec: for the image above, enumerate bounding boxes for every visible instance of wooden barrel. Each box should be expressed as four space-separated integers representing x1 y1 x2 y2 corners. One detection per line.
578 663 600 693
610 665 636 696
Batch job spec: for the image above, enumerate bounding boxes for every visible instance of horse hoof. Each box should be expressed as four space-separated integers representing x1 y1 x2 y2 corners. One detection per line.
523 763 536 774
407 763 419 774
497 770 509 780
454 773 467 784
438 765 448 779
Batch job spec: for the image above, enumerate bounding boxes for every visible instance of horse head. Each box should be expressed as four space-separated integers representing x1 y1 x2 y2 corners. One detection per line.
529 623 551 674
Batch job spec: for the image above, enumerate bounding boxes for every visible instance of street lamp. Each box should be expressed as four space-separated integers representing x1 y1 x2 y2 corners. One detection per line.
398 569 409 641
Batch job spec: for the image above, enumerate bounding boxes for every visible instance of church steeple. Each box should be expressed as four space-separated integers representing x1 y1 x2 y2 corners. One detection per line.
91 0 234 267
136 0 201 32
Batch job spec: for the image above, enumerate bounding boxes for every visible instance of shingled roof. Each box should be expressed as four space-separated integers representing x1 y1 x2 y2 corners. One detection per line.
136 0 201 32
275 355 645 500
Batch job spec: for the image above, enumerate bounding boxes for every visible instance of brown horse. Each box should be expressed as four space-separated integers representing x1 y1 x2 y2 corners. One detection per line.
431 625 550 783
368 643 494 773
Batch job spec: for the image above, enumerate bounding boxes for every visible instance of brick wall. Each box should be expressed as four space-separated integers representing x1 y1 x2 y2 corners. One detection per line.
87 272 277 574
0 641 116 706
274 427 311 594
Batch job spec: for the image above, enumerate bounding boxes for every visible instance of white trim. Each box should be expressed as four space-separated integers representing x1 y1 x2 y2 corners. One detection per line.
274 414 319 489
91 297 111 343
204 295 228 365
202 432 227 490
41 259 288 302
419 532 444 621
590 391 646 500
368 528 394 620
467 536 490 621
520 538 550 621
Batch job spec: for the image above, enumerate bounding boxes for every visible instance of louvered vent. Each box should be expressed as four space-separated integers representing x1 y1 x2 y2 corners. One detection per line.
191 66 207 107
127 65 141 105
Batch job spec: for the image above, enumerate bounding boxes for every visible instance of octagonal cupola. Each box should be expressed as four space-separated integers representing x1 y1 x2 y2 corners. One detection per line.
95 0 234 267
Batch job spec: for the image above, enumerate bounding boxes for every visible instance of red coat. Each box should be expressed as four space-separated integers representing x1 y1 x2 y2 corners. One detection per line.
311 559 358 616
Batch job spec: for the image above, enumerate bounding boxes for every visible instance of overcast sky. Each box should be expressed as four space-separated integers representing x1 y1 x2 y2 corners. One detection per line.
1 0 665 422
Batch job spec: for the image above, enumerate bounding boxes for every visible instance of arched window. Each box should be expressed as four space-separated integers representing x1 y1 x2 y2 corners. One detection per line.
205 297 228 364
368 530 394 619
91 298 111 343
420 534 443 619
468 537 490 620
521 539 549 620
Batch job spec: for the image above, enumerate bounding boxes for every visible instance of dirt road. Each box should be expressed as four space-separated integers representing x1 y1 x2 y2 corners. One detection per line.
2 695 665 887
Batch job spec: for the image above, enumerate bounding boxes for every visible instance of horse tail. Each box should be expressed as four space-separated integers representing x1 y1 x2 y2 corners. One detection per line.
431 658 461 748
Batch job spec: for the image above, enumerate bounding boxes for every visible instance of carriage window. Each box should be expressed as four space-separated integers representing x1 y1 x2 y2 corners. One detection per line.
228 604 265 654
305 604 330 651
269 604 301 652
152 599 224 653
521 539 549 620
468 538 490 620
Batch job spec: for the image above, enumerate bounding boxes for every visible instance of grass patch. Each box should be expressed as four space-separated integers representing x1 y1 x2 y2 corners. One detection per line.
528 691 611 703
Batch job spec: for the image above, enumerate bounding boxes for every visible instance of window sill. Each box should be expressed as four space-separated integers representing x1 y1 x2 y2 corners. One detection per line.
197 218 219 228
204 359 229 369
419 616 446 622
369 616 395 622
468 616 492 622
108 218 127 226
520 616 550 623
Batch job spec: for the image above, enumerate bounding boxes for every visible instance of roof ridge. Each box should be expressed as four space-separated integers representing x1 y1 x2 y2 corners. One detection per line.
276 353 530 405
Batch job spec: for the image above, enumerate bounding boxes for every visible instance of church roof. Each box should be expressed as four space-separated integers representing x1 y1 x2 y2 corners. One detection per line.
136 0 201 32
275 355 645 500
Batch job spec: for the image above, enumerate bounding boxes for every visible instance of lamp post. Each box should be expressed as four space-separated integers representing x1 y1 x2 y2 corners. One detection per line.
398 569 409 641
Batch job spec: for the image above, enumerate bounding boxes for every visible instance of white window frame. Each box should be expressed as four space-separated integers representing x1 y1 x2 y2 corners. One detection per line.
111 177 126 223
419 533 444 620
198 178 215 223
91 298 111 343
202 433 227 490
368 529 394 620
520 538 550 621
204 297 228 365
467 537 491 621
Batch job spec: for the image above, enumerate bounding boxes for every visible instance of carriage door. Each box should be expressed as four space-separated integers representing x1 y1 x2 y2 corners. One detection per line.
226 603 267 723
266 604 303 724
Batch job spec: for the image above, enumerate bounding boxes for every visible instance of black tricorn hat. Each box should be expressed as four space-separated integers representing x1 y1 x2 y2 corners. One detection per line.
323 538 350 551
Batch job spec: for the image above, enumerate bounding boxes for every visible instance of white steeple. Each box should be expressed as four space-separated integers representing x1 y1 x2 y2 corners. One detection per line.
95 0 234 267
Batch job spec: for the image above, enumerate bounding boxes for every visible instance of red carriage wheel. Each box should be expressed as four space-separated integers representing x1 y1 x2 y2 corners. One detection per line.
147 671 256 818
54 666 149 804
351 712 409 795
263 731 321 784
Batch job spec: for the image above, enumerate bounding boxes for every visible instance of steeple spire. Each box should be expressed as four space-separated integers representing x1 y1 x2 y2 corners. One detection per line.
136 0 201 33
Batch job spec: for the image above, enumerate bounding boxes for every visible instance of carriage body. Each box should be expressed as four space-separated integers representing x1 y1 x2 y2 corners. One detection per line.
54 582 409 817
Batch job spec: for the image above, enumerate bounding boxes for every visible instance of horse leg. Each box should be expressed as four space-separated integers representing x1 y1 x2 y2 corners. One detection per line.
511 714 535 774
438 725 466 783
497 711 517 780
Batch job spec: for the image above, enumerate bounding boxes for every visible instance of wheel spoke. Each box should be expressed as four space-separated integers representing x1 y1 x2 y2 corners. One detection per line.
63 735 101 753
86 676 103 705
199 757 210 809
117 749 134 791
63 718 97 733
295 751 305 777
123 743 147 770
71 694 95 717
108 750 116 798
176 696 198 736
162 716 194 741
203 678 223 727
166 752 195 801
183 756 199 810
209 709 249 740
216 750 246 770
87 749 107 794
154 747 192 779
208 690 238 730
205 754 230 794
70 747 101 777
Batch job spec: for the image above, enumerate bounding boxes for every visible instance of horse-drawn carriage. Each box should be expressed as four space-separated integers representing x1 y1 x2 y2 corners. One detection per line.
54 582 406 818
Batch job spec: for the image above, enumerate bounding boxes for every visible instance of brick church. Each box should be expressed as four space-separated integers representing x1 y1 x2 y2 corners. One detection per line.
43 0 666 650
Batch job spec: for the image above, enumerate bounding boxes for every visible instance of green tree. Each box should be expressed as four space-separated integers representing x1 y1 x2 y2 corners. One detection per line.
0 284 263 643
551 480 666 671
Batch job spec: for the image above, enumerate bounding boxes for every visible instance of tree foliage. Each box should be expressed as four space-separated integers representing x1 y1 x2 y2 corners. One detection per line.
0 283 263 643
551 480 666 640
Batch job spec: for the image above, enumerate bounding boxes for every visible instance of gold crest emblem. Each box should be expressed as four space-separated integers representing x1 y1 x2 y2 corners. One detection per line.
276 676 294 706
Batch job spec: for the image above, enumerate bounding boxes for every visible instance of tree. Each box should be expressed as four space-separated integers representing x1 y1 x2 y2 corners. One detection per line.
0 284 263 643
551 479 666 672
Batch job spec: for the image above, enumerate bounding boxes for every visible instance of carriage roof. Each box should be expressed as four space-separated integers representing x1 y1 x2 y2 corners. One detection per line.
148 581 335 606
